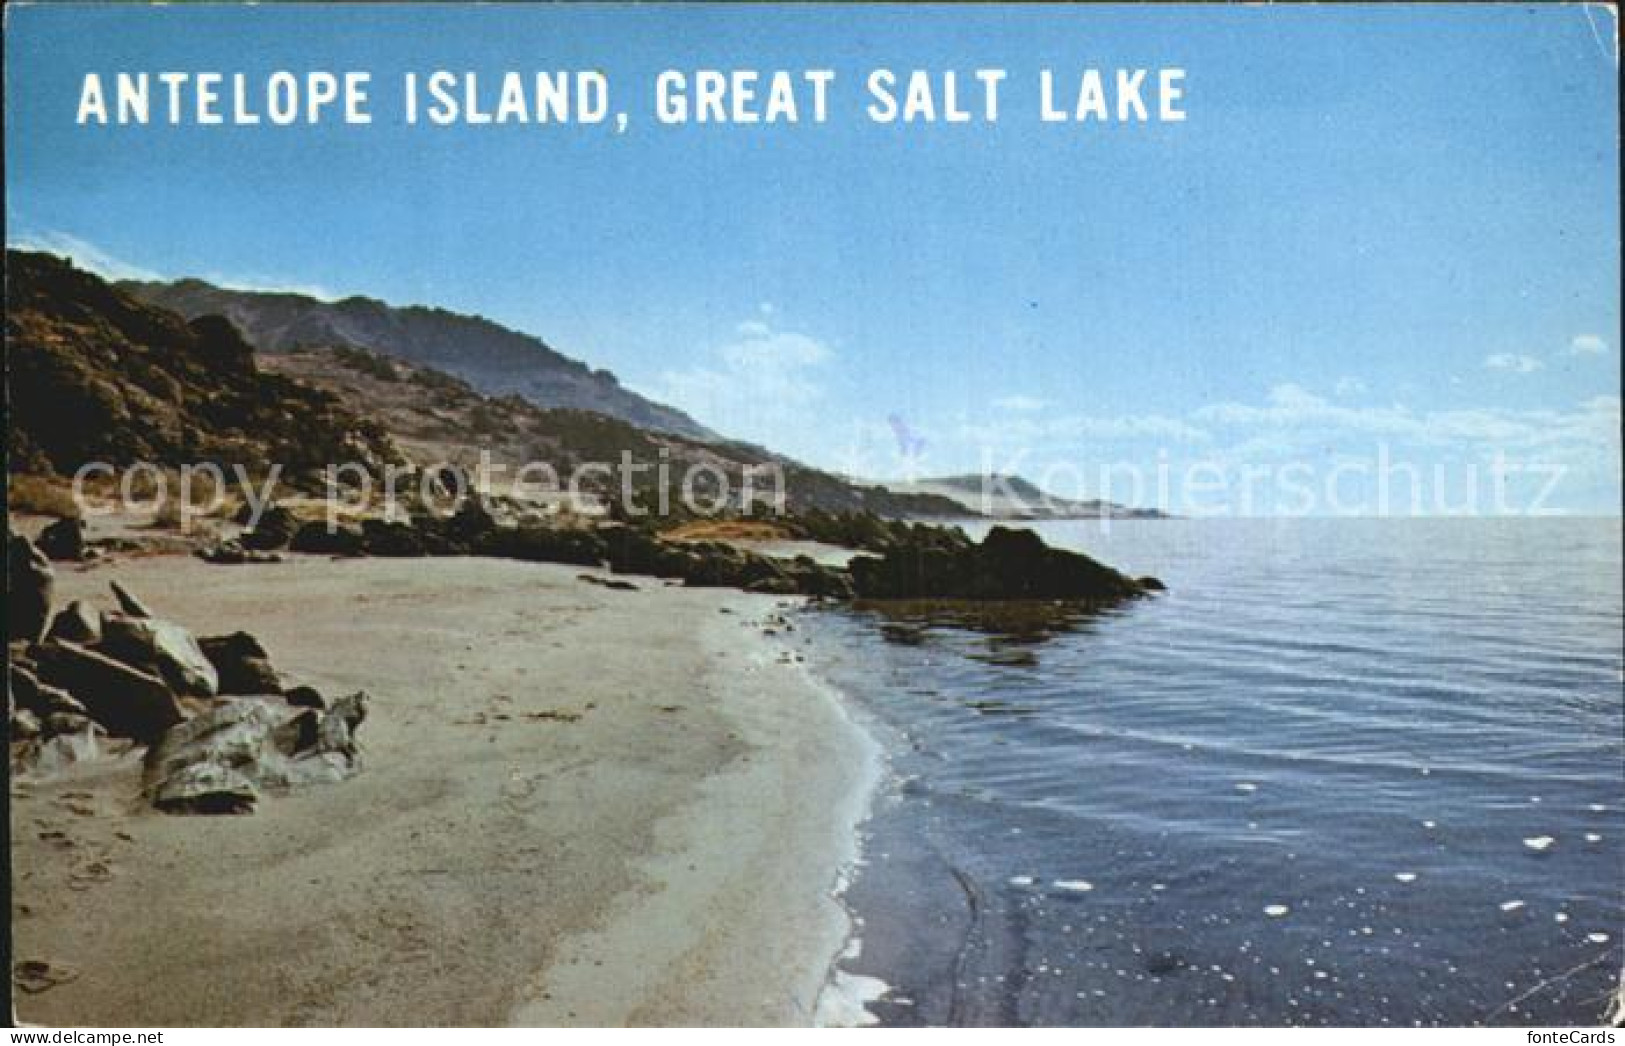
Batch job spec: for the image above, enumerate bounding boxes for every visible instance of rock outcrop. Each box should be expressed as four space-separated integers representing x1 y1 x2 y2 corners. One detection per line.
8 537 55 644
143 692 368 814
7 574 365 812
198 632 283 695
99 613 220 697
36 516 87 561
849 525 1159 602
32 640 186 742
45 600 103 645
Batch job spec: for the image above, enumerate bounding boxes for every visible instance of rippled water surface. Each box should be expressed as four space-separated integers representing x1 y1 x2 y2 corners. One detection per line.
805 518 1623 1026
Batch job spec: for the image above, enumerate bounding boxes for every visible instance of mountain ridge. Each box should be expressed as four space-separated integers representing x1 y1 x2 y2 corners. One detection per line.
120 277 717 441
880 472 1169 519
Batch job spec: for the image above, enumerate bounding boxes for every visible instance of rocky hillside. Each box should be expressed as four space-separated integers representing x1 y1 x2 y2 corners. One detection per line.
6 251 399 484
884 473 1169 519
121 277 715 440
263 343 969 517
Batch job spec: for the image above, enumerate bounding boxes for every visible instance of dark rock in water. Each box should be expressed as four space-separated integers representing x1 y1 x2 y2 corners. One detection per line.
33 640 185 741
8 537 55 644
289 520 366 556
1144 950 1186 976
198 632 283 695
783 555 856 599
283 685 326 710
100 612 219 697
1138 576 1167 592
36 517 87 562
361 518 427 557
239 504 299 551
849 524 1152 603
45 600 102 645
108 580 155 618
143 691 368 814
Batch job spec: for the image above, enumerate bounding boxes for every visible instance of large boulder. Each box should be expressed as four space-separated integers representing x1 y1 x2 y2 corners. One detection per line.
7 537 54 644
849 524 1153 602
143 691 369 814
36 516 87 561
8 663 89 719
32 640 186 741
198 632 283 695
100 613 219 697
595 523 689 578
239 504 299 551
360 518 426 557
481 523 607 567
289 521 366 556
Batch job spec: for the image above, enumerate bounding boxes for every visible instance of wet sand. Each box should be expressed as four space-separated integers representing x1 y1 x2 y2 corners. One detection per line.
9 553 879 1026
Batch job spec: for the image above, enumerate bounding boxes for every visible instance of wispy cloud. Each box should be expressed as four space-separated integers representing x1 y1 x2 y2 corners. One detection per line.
646 314 833 451
1568 333 1609 356
1484 352 1543 374
959 410 1212 446
1196 383 1620 459
8 230 162 282
992 394 1046 412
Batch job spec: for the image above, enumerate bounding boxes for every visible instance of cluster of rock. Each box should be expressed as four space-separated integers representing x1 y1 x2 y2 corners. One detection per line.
848 524 1164 602
8 534 366 813
223 498 860 597
216 497 1164 605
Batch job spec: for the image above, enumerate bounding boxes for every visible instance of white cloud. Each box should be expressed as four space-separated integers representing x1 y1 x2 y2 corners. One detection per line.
9 230 161 282
647 315 834 450
1485 353 1543 374
1334 376 1368 397
1196 383 1620 458
1569 333 1609 356
958 411 1212 446
993 394 1046 412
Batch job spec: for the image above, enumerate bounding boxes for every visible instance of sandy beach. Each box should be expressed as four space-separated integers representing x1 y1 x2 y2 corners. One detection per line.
9 551 880 1026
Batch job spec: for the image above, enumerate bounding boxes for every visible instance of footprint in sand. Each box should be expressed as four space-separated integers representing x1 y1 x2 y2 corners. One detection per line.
13 959 81 995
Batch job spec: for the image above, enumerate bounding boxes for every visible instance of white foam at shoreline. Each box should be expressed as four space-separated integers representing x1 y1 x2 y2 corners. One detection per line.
776 601 895 1027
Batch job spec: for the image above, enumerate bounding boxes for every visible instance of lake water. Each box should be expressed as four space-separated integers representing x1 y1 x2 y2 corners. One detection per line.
803 518 1624 1026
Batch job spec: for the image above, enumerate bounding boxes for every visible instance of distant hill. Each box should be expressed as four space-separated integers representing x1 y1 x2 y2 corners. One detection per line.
261 342 971 517
882 473 1169 519
6 250 398 483
120 277 716 441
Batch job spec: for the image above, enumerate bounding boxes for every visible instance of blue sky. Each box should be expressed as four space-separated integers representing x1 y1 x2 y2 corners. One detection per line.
7 4 1620 513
